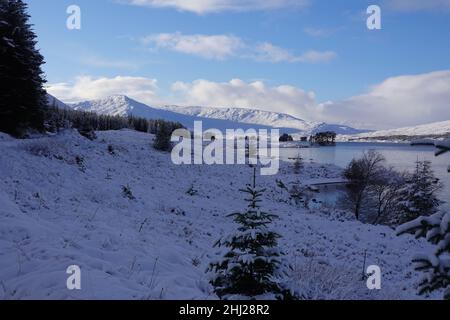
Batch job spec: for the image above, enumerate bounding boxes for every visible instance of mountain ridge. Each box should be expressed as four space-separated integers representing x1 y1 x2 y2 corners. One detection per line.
51 94 450 139
69 95 283 133
159 105 318 132
340 120 450 141
67 95 366 135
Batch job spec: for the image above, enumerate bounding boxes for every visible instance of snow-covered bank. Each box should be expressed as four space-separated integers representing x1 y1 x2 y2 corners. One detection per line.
0 129 436 299
436 139 450 150
436 138 450 172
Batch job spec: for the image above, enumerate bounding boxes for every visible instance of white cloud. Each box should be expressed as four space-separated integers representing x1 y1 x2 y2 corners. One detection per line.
304 27 338 38
125 0 309 14
317 70 450 129
141 33 244 60
47 76 161 105
296 50 337 63
142 32 336 63
171 78 317 118
253 43 294 62
254 43 336 63
386 0 450 11
173 71 450 129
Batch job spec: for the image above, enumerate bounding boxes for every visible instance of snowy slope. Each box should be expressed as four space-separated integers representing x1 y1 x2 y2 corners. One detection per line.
311 123 369 135
71 95 188 120
341 120 450 141
0 129 436 300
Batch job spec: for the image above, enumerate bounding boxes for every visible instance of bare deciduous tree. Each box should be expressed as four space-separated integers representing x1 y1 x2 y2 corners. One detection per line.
368 168 405 225
343 150 386 220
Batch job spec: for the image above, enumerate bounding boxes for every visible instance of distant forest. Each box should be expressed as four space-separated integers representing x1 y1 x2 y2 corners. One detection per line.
45 101 184 139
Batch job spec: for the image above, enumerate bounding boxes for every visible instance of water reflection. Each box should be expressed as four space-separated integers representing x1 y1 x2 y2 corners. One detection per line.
280 142 450 210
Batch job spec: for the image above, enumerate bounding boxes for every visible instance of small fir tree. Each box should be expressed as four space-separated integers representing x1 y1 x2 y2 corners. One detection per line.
398 160 442 224
397 212 450 300
209 168 296 300
153 121 173 151
397 148 449 300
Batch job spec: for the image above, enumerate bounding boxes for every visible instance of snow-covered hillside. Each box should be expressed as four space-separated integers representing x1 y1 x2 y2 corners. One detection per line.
341 120 450 141
0 129 435 299
68 95 364 135
71 95 187 120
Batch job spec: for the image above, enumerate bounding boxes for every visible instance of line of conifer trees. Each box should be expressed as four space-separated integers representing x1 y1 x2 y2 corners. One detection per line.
0 0 183 139
44 102 183 137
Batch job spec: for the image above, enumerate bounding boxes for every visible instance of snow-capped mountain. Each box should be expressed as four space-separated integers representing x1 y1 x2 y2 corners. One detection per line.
68 95 365 135
71 95 163 118
160 105 366 135
341 120 450 141
160 105 317 132
70 95 279 132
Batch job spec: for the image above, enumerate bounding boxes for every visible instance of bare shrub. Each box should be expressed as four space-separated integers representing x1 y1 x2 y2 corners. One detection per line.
22 139 67 158
292 259 404 300
342 150 387 221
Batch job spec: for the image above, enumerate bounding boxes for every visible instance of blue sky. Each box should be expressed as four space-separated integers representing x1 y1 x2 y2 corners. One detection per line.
27 0 450 129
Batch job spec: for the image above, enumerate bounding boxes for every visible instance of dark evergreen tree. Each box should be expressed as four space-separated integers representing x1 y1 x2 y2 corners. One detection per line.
310 131 337 146
397 147 449 300
398 161 442 224
153 120 173 151
209 169 296 300
397 212 450 300
279 133 293 142
42 104 183 137
0 0 47 137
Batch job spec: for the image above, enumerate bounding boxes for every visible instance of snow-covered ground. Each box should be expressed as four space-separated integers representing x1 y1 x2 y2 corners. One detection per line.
436 138 450 172
436 138 450 150
0 129 437 300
